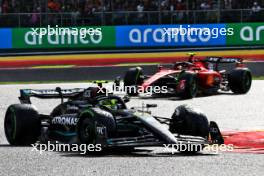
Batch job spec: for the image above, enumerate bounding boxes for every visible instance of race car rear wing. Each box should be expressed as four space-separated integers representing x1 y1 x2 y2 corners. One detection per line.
19 88 85 104
203 57 244 71
204 57 243 63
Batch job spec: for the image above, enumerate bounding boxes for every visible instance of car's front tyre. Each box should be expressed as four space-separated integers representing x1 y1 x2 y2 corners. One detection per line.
169 105 209 153
178 72 198 99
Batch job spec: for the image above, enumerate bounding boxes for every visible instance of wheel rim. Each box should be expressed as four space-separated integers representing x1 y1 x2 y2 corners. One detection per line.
79 118 95 144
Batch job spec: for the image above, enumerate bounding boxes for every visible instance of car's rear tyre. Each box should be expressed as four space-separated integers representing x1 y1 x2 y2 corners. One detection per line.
228 68 252 94
124 67 143 96
169 105 209 153
4 104 40 146
178 72 198 99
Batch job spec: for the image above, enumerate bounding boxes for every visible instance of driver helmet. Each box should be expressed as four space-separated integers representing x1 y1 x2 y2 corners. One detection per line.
187 52 196 63
100 99 118 110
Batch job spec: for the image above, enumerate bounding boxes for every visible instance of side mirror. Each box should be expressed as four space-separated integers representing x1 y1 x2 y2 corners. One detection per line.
113 76 121 91
55 87 63 103
123 95 130 103
55 87 62 93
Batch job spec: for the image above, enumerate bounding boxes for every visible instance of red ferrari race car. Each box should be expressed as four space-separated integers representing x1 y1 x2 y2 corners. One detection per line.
123 54 252 99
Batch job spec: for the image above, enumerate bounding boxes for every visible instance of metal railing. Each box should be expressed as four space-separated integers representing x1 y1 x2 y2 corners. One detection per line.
0 9 263 27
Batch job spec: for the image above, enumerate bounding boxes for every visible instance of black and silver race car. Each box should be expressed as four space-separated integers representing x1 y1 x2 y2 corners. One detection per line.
4 86 224 153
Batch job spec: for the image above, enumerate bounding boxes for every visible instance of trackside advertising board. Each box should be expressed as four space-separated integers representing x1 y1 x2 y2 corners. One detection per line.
226 23 264 45
12 26 115 48
0 29 12 49
0 23 263 49
115 24 227 47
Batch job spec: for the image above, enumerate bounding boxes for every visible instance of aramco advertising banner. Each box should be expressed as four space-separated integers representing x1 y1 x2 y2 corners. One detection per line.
0 23 263 49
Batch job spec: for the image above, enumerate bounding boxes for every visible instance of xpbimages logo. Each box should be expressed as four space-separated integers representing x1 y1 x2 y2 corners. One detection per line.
163 142 234 154
31 141 102 155
30 25 102 39
116 24 234 46
162 25 234 39
96 84 168 96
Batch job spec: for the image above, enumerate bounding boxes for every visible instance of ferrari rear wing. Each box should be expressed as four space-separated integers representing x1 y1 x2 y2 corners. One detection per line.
204 57 243 63
19 88 85 104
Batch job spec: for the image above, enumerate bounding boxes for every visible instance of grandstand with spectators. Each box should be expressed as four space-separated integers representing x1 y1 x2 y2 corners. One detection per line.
0 0 263 27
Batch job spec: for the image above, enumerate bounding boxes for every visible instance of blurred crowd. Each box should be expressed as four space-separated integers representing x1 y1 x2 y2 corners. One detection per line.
1 0 263 13
0 0 263 26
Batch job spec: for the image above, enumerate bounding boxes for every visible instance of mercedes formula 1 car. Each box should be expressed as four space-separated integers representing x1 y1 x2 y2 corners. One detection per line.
123 54 252 99
4 86 223 153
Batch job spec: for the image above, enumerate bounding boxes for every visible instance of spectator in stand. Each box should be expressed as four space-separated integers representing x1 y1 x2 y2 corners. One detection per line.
143 0 158 11
48 0 61 12
199 0 211 23
48 0 61 26
200 0 211 10
175 0 186 10
251 1 262 21
161 0 170 11
223 0 232 9
2 0 9 13
71 7 80 25
252 1 261 12
136 1 144 20
83 0 94 15
172 0 186 22
30 9 39 26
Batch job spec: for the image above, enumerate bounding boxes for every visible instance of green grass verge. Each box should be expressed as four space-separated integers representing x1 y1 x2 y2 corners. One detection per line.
253 76 264 80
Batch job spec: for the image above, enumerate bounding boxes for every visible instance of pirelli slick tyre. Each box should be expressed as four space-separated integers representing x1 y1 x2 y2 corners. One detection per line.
228 68 252 94
178 72 198 99
4 104 40 146
169 105 209 138
123 67 143 96
77 108 116 146
169 105 209 153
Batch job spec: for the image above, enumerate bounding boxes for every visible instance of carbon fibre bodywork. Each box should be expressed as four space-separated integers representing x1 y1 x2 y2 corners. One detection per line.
124 57 251 98
10 86 224 152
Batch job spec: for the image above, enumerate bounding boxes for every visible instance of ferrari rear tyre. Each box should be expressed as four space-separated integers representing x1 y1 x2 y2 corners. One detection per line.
228 68 252 94
124 67 143 96
4 104 40 146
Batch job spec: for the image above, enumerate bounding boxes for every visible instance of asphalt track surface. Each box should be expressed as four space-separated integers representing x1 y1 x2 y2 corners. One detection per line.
1 62 264 83
0 81 264 176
